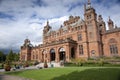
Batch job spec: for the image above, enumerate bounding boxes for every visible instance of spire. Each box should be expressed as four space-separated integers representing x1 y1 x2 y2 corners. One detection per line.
98 15 103 22
108 16 111 21
108 16 113 23
47 20 49 26
86 0 91 9
84 4 86 10
108 16 114 30
88 0 91 5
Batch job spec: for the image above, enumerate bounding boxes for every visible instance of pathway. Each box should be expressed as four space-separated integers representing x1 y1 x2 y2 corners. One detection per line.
0 66 36 80
0 74 32 80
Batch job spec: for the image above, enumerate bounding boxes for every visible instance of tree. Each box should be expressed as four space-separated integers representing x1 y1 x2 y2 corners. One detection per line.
6 50 20 62
6 50 14 62
0 51 6 62
14 53 20 61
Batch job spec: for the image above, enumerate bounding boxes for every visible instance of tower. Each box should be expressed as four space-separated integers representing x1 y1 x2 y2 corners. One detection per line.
108 17 114 30
43 21 52 44
98 15 106 33
20 38 33 61
43 21 51 34
84 0 102 58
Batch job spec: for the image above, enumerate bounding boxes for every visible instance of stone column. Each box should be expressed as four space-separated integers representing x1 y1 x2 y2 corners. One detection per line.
55 47 59 62
65 44 70 62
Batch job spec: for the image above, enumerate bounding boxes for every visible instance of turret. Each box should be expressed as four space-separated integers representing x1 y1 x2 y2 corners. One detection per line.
98 15 106 33
108 17 114 30
43 21 51 34
84 0 97 21
20 38 32 61
23 38 33 47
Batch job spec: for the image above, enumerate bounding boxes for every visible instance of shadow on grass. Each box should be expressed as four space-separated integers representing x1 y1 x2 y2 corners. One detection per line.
52 68 120 80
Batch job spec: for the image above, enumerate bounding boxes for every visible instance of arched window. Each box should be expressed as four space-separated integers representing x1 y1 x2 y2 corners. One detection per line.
59 47 65 61
109 38 118 54
50 49 55 61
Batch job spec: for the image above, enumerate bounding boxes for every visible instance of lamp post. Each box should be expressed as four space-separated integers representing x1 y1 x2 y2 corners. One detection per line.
63 52 65 63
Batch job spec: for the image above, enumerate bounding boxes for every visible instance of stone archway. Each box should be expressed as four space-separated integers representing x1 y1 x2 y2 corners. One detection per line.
50 49 55 61
59 47 65 61
71 47 75 58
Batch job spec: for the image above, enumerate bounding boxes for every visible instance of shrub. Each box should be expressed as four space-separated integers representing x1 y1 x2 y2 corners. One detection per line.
4 60 11 71
98 58 104 66
44 60 48 68
23 61 29 67
71 58 86 67
34 60 39 66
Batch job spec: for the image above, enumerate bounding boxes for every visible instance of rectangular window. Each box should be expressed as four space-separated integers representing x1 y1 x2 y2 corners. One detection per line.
79 45 84 55
109 44 118 54
78 34 82 41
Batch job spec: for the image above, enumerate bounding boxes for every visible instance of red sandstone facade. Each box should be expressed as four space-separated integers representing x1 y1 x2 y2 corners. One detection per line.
20 1 120 62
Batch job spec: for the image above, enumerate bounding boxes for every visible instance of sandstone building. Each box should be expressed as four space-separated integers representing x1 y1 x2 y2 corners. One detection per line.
20 0 120 62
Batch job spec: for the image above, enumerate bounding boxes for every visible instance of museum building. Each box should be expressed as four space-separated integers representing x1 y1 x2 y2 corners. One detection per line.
20 0 120 62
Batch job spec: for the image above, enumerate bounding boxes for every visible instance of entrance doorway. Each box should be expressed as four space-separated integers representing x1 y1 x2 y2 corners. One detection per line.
71 47 75 58
59 48 65 61
50 49 55 61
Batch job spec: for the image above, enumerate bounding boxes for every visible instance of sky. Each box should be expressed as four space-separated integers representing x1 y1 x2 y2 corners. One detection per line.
0 0 120 53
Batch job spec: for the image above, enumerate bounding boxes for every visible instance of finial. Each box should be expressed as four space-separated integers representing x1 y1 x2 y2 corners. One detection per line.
108 16 113 22
108 16 111 21
88 0 91 4
47 20 49 26
84 3 86 11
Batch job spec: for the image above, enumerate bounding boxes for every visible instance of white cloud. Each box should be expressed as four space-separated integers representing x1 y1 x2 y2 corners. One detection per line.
0 0 120 52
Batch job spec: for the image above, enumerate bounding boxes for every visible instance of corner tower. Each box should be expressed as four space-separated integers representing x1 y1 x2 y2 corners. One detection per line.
20 38 33 61
43 21 51 34
43 21 52 44
84 0 102 58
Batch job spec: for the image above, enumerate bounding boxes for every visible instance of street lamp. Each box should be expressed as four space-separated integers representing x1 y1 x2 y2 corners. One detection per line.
63 52 65 63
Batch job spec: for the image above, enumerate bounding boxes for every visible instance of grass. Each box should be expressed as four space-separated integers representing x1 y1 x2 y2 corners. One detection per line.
64 62 120 67
4 67 120 80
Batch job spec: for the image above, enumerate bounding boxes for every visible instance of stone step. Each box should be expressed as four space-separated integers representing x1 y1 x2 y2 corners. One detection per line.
36 62 64 68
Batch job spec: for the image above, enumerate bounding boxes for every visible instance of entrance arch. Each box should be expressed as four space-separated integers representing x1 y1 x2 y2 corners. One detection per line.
59 47 65 61
71 47 75 58
50 49 55 61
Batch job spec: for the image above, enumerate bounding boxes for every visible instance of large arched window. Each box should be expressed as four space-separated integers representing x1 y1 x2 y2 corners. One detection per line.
109 38 118 54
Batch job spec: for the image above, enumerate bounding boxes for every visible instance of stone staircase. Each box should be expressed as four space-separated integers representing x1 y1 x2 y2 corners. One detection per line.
36 61 64 68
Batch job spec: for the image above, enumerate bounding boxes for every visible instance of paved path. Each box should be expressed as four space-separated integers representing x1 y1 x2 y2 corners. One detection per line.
0 66 37 80
0 74 32 80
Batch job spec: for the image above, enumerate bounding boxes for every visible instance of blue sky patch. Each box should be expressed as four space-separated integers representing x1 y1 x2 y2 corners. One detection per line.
32 0 47 7
67 2 82 12
0 12 15 20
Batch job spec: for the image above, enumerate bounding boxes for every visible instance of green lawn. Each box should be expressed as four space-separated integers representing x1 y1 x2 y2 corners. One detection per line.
5 67 120 80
